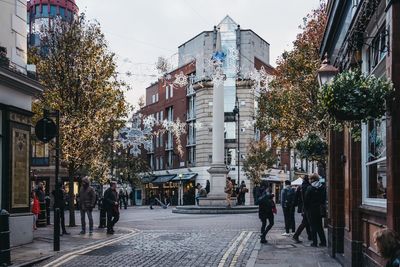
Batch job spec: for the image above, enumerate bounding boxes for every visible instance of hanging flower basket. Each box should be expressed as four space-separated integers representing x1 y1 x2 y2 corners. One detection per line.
320 69 394 122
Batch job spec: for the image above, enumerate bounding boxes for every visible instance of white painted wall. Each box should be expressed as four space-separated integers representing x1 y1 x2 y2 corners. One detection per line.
0 0 28 73
0 85 33 110
10 214 34 247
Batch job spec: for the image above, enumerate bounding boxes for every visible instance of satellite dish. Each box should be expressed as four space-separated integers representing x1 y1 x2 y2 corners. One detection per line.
35 117 57 143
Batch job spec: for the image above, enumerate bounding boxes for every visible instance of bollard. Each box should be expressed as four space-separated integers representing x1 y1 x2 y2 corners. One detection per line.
45 196 51 225
37 201 46 227
98 199 106 228
0 210 11 266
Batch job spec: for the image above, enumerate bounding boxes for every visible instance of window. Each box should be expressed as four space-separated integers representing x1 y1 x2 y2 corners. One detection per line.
32 139 49 165
41 5 49 16
155 157 159 170
166 85 173 99
188 122 196 145
167 151 173 168
35 5 40 15
224 122 236 140
50 5 57 16
224 85 236 112
160 111 164 121
188 147 196 165
152 95 156 103
59 7 65 17
224 148 236 166
156 93 159 102
149 154 154 170
362 118 387 207
160 157 163 170
367 24 387 73
167 106 173 121
159 134 163 147
188 95 195 120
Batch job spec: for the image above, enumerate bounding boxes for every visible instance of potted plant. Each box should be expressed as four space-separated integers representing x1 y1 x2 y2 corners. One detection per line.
0 46 10 67
320 69 394 121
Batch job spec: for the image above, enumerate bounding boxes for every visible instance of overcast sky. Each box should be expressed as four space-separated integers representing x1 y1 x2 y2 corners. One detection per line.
78 0 321 107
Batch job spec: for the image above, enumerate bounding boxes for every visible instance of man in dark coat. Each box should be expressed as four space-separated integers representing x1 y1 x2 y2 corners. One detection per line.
281 180 296 235
292 175 312 243
104 181 119 234
79 177 96 235
304 173 327 247
257 181 275 244
52 185 69 236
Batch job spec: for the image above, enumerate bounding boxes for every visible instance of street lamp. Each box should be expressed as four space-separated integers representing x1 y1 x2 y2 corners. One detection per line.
232 97 240 186
178 173 183 206
317 53 339 87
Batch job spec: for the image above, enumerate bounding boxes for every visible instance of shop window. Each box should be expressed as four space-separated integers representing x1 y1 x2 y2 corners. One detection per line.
41 4 49 16
32 139 49 165
362 118 387 207
224 122 236 140
59 7 65 17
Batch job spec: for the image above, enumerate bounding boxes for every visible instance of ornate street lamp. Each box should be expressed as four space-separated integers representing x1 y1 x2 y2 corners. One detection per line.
317 53 339 87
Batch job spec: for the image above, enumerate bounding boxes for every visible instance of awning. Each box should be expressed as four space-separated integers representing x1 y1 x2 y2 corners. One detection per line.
171 173 198 181
151 174 177 184
262 175 281 182
142 176 156 183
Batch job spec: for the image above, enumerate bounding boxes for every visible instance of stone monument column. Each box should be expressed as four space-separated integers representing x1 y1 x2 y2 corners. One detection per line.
199 29 230 206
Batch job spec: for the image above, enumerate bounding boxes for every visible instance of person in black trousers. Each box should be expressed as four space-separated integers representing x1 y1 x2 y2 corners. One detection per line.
104 181 120 235
292 175 312 243
257 181 275 244
52 185 69 236
281 180 295 235
304 173 327 247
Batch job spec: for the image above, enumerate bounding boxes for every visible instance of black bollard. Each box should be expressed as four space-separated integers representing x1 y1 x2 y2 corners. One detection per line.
98 199 106 228
45 196 51 225
54 208 60 251
0 210 11 266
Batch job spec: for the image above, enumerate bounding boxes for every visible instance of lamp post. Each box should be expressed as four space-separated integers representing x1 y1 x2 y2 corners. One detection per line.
233 97 240 185
317 53 339 87
178 173 183 206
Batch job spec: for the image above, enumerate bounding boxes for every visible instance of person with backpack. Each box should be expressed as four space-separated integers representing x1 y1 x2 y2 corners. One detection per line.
281 180 295 236
257 180 275 244
304 173 327 247
292 175 312 243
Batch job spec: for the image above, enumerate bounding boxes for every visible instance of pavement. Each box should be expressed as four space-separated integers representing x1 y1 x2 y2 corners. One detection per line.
9 205 342 267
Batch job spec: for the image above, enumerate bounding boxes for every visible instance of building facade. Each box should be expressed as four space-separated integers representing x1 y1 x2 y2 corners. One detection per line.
0 0 43 248
140 16 277 205
320 0 400 266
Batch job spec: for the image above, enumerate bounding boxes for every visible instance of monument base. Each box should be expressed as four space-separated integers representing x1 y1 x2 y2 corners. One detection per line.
198 195 236 207
172 205 258 214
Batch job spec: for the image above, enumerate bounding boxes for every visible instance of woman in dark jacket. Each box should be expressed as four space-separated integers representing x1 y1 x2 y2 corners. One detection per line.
257 181 275 244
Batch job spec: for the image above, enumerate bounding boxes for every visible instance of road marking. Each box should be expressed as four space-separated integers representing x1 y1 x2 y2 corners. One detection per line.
42 229 139 267
218 231 247 267
230 231 253 267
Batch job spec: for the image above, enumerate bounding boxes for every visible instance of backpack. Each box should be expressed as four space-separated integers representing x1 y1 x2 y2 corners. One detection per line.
283 188 295 208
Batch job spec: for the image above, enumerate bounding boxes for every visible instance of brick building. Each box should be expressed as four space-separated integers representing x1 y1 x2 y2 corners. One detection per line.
320 0 400 266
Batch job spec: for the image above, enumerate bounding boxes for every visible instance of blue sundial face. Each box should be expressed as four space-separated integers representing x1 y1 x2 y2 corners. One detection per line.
212 51 226 62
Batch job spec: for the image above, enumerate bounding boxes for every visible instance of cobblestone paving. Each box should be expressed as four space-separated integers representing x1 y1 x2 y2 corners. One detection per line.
35 207 322 267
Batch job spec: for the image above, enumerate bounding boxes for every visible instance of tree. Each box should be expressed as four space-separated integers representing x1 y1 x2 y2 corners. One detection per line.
295 133 327 176
256 2 328 146
242 141 276 185
32 14 128 226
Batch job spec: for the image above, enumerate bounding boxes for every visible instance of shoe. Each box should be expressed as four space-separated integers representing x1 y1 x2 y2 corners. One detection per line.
292 237 302 244
319 243 327 247
107 230 114 235
260 239 268 244
79 230 85 235
281 233 290 236
89 230 93 235
310 243 318 247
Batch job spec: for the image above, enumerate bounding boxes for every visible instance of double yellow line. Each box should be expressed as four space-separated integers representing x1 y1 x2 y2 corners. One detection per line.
42 229 139 267
218 231 253 267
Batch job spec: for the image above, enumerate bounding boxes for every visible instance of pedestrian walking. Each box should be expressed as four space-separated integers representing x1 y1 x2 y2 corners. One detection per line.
52 185 70 236
257 181 275 244
79 177 96 235
129 190 135 206
292 175 312 243
224 177 233 208
149 192 155 209
374 229 400 267
104 181 120 235
281 180 295 236
304 173 327 247
31 190 40 230
238 181 248 205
